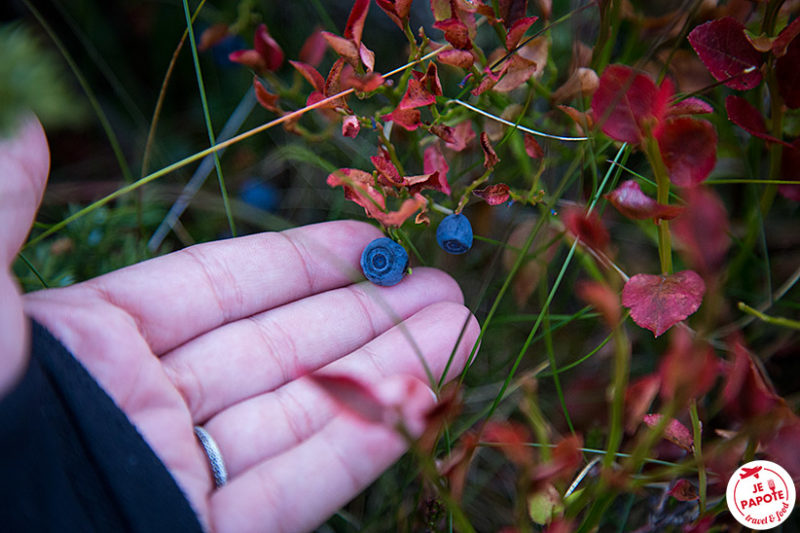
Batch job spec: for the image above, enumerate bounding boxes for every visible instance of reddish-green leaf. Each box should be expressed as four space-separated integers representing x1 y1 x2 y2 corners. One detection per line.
656 117 717 187
643 414 694 452
474 183 510 205
688 17 763 90
606 180 685 221
622 270 705 337
524 135 543 159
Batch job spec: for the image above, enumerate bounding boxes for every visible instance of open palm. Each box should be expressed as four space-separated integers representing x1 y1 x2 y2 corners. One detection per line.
1 117 479 533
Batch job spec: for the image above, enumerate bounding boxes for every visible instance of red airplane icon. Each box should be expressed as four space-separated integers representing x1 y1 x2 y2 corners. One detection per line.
740 466 762 480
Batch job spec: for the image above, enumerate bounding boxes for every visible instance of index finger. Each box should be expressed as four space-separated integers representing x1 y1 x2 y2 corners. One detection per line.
82 220 384 354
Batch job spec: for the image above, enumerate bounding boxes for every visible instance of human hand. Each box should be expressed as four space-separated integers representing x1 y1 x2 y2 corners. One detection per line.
1 117 480 532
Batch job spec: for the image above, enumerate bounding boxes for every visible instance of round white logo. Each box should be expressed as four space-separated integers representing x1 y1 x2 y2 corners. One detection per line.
726 460 796 529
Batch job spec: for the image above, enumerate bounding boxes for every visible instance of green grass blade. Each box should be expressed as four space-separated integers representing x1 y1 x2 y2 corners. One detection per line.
181 0 236 237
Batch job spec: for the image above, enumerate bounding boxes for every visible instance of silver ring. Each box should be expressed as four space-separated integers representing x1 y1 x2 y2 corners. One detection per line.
194 425 228 488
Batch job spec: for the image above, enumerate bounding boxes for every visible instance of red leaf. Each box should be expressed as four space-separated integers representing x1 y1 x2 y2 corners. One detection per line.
341 65 385 92
643 414 693 452
524 135 544 159
371 149 403 186
382 107 422 131
776 34 800 109
376 0 413 30
493 54 540 93
343 0 370 48
495 0 529 29
437 49 475 68
656 117 717 187
480 132 500 168
445 120 475 152
591 65 665 144
529 434 583 488
430 124 455 144
779 140 800 201
299 27 327 67
321 31 360 67
622 270 705 337
228 49 267 72
398 77 437 109
722 334 780 420
667 97 713 117
198 24 229 52
625 375 661 434
289 60 325 92
423 144 451 194
253 77 279 112
687 17 763 91
605 180 685 221
483 421 534 466
412 62 444 97
342 115 360 138
659 328 718 402
668 479 699 501
772 16 800 57
374 194 427 227
577 280 621 327
562 206 610 252
327 168 386 216
359 42 376 72
253 23 284 71
434 17 472 49
672 186 730 275
505 16 538 51
725 95 792 145
763 417 800 482
551 67 599 103
473 183 510 205
310 373 386 424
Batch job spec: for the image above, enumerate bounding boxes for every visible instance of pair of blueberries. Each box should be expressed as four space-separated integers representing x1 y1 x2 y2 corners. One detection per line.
361 214 473 287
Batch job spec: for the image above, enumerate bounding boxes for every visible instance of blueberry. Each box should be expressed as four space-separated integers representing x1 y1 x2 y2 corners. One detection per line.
437 213 473 254
360 237 409 286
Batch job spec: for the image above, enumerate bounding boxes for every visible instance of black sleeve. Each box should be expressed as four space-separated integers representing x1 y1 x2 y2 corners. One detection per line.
0 320 204 533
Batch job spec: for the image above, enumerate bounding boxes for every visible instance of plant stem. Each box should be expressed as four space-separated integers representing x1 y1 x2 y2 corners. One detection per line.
689 400 706 514
643 135 673 275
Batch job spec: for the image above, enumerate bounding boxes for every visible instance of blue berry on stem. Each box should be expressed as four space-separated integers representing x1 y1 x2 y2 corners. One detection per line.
360 237 409 286
437 213 473 254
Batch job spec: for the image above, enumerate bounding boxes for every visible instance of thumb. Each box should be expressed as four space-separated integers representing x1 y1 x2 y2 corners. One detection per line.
0 114 50 265
0 115 49 396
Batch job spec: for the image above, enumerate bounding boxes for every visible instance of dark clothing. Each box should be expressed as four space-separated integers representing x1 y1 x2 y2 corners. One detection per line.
0 320 203 532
